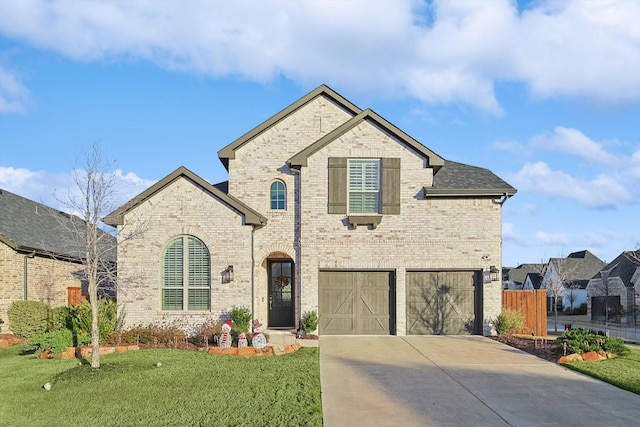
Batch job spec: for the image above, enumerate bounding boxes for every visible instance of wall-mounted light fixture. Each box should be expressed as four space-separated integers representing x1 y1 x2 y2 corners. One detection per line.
222 265 234 283
490 266 500 282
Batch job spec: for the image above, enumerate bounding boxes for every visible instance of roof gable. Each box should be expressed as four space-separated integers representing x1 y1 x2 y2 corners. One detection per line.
427 161 517 197
596 251 640 287
218 84 361 168
0 188 115 261
103 167 267 227
549 250 606 282
288 108 445 169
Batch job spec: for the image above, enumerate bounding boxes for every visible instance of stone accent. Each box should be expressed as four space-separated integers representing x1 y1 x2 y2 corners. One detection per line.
207 343 300 357
0 334 26 348
558 351 618 363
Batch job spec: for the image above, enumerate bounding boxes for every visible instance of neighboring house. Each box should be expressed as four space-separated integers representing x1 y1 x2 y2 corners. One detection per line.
542 250 606 312
0 188 116 331
105 85 516 336
586 251 640 323
523 272 543 290
503 264 544 290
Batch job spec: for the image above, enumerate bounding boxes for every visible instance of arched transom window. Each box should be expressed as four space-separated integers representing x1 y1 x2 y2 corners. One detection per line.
162 236 210 311
270 180 286 210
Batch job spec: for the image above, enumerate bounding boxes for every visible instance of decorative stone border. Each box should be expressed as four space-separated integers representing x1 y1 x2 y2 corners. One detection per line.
208 343 301 357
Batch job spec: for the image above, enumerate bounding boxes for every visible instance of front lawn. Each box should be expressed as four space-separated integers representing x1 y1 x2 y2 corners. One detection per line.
562 346 640 395
0 345 321 426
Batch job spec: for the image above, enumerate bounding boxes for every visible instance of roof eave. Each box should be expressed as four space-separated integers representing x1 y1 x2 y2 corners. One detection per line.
218 84 362 167
424 188 517 197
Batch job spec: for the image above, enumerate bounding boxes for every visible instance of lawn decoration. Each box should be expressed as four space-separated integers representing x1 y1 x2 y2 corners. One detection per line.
238 332 248 348
219 320 233 348
252 319 267 349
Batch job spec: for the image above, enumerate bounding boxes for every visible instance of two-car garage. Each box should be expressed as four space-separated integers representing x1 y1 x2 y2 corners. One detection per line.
318 270 481 335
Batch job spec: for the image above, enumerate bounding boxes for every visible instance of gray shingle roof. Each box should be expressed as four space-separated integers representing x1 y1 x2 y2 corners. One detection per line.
428 161 517 197
0 188 116 262
509 264 544 285
550 250 606 289
596 251 640 288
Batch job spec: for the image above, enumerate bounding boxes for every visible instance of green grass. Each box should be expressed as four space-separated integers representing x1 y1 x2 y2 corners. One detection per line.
563 347 640 394
0 345 321 426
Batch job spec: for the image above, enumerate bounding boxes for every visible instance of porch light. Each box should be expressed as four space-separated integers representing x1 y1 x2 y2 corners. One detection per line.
222 265 234 283
490 266 500 282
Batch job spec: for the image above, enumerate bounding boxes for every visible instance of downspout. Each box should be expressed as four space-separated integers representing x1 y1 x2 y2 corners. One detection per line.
251 226 256 332
291 165 302 331
492 193 510 206
23 251 35 300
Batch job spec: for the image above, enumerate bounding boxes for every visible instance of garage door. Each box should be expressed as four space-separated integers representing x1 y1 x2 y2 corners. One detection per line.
406 271 477 335
318 271 393 335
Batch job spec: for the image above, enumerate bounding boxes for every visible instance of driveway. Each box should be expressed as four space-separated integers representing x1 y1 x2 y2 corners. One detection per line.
320 336 640 427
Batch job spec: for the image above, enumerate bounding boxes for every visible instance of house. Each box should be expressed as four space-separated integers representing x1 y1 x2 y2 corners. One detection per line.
503 264 544 290
541 250 606 312
0 188 116 332
523 272 543 290
586 251 640 323
104 85 516 336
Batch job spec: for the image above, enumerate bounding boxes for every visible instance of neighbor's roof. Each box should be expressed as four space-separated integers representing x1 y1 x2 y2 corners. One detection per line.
550 250 606 287
525 272 543 289
103 166 267 227
509 264 544 285
218 84 362 168
595 251 640 288
288 108 446 171
0 188 116 262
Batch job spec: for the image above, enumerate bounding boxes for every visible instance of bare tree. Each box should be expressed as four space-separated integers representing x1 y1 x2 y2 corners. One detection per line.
59 144 144 368
540 256 581 333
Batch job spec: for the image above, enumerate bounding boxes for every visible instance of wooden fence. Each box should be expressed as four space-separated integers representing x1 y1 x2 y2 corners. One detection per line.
67 287 88 306
502 290 547 336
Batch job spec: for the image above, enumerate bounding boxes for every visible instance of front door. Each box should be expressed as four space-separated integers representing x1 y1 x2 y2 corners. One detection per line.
268 260 295 328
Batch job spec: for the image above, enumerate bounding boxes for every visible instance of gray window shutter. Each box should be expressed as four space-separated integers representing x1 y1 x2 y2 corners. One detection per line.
381 158 400 214
328 157 347 214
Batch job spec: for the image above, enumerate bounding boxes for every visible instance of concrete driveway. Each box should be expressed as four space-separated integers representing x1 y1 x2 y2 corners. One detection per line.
320 336 640 427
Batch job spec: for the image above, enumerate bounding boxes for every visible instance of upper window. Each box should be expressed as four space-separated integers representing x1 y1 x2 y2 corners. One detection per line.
270 180 286 210
348 159 380 214
162 236 210 311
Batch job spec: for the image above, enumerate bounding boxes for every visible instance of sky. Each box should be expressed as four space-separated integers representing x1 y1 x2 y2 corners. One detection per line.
0 0 639 267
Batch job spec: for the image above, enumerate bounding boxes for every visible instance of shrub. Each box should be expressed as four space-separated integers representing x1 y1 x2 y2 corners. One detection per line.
493 308 525 335
27 329 74 356
49 306 72 332
188 320 223 346
554 328 630 355
107 323 186 346
68 299 121 343
300 311 318 334
7 300 50 339
229 306 252 333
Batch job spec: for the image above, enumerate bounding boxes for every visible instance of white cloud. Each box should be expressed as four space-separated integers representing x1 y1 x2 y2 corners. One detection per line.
0 0 638 115
530 126 622 166
491 139 531 156
0 166 154 214
0 65 30 113
535 231 569 245
511 161 630 208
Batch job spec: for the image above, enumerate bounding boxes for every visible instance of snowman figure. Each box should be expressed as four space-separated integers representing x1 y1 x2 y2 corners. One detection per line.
251 319 267 349
219 320 233 349
238 332 248 348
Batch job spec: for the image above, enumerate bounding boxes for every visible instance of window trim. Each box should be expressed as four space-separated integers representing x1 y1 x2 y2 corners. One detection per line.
269 179 287 211
161 235 211 311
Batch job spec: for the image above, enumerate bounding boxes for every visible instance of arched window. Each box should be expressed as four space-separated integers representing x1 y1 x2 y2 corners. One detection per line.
270 180 286 210
162 236 210 311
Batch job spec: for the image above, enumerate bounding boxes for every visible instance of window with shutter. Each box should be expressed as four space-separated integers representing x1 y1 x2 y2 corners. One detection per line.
162 236 210 311
348 159 380 214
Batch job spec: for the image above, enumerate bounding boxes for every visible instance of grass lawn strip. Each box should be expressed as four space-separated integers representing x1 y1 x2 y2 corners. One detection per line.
562 347 640 395
0 345 321 426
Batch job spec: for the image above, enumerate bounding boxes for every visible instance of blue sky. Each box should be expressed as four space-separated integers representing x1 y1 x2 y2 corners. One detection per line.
0 0 639 267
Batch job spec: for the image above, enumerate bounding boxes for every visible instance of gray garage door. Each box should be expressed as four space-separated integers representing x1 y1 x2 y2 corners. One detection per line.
318 271 393 335
406 271 477 335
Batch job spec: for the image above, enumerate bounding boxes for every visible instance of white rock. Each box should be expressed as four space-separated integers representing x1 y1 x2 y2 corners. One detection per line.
43 383 52 391
156 362 162 367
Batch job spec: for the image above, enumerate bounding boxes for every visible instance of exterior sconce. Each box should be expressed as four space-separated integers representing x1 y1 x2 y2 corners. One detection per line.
222 265 234 283
490 266 500 282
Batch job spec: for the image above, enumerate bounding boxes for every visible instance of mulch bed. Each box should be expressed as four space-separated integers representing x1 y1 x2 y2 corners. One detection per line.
490 335 559 363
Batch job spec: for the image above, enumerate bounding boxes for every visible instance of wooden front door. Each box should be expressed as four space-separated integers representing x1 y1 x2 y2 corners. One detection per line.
268 260 295 328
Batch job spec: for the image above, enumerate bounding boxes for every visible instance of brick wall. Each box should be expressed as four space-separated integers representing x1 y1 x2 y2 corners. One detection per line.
0 242 84 332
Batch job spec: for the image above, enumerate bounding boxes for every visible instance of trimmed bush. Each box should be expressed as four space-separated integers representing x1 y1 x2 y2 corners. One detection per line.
300 311 318 334
494 308 525 335
229 306 252 333
68 299 120 343
7 300 50 339
27 329 74 356
554 328 630 355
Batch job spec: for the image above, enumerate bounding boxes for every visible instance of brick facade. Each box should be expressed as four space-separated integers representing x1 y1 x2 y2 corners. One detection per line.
113 88 509 335
0 242 84 332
